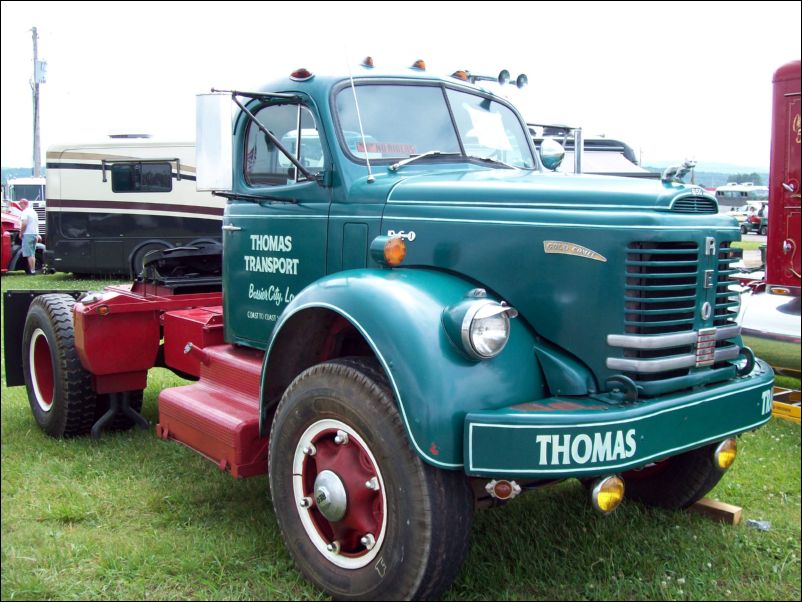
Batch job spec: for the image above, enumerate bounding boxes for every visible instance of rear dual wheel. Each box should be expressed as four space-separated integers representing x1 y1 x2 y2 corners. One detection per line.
22 295 97 437
22 294 143 437
269 358 474 600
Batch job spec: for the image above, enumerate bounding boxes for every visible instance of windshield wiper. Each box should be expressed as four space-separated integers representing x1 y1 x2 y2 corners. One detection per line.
388 151 462 172
465 155 523 170
389 150 525 172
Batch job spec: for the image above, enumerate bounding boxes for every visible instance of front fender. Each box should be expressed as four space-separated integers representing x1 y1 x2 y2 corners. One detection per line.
263 268 546 468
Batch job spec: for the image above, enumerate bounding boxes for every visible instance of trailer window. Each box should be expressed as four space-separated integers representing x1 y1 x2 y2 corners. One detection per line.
111 162 173 193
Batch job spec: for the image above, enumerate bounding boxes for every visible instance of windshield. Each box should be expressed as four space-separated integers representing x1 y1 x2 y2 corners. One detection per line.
11 184 45 201
335 83 535 169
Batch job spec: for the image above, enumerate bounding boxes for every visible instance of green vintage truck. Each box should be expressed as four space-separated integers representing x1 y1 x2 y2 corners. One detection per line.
5 63 774 600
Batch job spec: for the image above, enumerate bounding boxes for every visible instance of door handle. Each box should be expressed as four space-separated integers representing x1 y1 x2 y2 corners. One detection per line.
222 225 242 232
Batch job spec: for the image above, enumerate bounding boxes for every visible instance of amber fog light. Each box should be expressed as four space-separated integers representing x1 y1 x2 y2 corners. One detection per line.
591 476 625 514
714 438 737 471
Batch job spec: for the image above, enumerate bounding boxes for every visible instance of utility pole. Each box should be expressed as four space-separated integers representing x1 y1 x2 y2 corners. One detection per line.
31 26 46 177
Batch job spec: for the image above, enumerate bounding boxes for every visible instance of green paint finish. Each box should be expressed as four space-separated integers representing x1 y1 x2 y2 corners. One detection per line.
215 68 772 469
381 192 740 388
264 268 547 468
341 223 368 269
223 192 329 348
465 360 774 478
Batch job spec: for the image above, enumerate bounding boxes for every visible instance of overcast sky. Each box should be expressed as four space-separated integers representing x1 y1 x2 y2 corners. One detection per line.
1 1 799 171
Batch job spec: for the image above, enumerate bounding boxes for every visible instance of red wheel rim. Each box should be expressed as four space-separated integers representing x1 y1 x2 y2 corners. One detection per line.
30 328 54 411
293 419 387 569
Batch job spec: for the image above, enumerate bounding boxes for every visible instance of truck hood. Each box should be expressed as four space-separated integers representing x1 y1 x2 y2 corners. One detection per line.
386 168 701 211
1 210 21 230
379 166 740 397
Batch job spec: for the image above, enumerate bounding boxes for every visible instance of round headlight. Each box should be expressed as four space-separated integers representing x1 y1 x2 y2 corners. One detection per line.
462 302 516 359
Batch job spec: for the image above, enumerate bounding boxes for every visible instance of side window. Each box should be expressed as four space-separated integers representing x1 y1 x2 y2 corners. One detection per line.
111 162 172 193
244 104 322 187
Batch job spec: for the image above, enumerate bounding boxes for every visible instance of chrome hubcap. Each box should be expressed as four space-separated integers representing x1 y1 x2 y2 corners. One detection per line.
314 470 348 522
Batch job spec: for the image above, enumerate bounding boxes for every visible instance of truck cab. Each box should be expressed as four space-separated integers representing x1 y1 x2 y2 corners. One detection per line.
6 64 775 601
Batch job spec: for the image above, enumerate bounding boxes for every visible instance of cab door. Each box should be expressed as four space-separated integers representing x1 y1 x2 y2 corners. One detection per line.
223 101 330 349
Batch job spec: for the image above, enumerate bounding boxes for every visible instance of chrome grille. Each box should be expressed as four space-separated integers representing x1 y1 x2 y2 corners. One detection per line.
714 242 741 328
624 242 699 336
34 205 47 233
671 196 718 213
607 241 742 395
714 242 742 368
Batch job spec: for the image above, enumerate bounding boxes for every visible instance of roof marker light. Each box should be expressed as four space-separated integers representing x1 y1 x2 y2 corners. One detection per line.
362 56 374 68
290 68 314 81
451 70 469 81
411 59 426 71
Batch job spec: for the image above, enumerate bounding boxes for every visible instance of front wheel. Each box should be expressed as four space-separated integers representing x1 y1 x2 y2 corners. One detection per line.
760 225 768 236
623 442 727 510
268 358 474 601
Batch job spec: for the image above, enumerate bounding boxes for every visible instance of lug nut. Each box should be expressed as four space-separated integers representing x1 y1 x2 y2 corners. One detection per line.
334 430 349 445
303 444 317 456
326 541 341 554
360 533 376 550
365 477 379 491
299 497 313 508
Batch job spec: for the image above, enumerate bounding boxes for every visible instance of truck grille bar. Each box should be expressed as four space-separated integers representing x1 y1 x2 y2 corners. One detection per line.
607 324 740 350
607 342 740 373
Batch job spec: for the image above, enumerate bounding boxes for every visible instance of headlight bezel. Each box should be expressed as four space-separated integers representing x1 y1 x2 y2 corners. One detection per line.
439 289 518 361
461 301 514 359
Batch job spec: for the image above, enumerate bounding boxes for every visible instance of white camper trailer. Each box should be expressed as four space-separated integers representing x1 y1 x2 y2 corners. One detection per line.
46 139 223 275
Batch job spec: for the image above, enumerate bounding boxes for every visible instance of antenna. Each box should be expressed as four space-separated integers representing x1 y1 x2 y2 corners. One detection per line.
345 50 375 183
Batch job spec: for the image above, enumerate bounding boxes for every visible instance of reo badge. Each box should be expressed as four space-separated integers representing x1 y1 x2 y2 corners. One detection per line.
543 241 607 262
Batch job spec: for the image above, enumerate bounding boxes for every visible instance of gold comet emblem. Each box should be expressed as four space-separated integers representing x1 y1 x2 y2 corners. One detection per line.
543 241 607 262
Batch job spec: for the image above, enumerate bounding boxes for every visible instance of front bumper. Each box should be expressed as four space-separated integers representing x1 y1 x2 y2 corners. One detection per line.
464 359 774 479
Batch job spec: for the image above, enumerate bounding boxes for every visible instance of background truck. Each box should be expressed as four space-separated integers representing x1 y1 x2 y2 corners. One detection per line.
765 60 801 297
1 206 46 274
4 64 774 600
737 59 800 380
45 139 223 276
3 176 47 238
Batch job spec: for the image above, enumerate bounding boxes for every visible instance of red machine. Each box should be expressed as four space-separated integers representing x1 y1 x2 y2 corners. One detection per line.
737 60 801 379
766 60 801 296
1 211 19 274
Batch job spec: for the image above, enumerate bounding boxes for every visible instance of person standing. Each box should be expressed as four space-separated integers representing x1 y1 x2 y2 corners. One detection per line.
18 198 41 274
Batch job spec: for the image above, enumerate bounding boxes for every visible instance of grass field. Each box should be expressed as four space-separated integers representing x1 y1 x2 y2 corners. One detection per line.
2 271 800 600
731 241 764 252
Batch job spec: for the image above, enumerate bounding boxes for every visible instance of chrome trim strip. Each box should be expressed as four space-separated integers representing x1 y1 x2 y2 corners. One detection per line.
606 346 741 374
608 332 696 349
607 325 741 350
714 346 741 362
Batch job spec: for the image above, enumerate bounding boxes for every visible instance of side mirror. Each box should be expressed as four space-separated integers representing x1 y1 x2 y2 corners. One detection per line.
196 92 233 192
539 137 565 171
